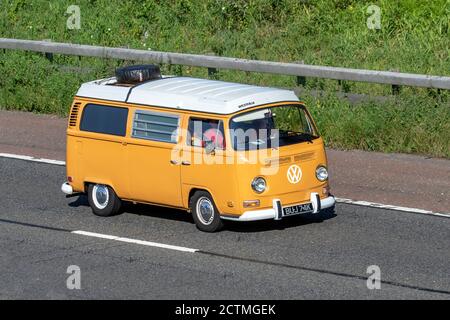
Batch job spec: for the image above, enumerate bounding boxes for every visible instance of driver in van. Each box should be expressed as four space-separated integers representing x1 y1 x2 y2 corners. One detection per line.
191 120 224 149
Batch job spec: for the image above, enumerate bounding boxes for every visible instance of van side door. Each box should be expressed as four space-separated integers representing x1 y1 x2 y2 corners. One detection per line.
127 108 183 207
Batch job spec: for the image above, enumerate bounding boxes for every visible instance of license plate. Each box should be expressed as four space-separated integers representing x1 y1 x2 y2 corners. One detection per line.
282 203 313 217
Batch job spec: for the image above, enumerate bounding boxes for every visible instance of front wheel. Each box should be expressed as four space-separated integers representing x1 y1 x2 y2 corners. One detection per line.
88 184 122 217
191 191 224 232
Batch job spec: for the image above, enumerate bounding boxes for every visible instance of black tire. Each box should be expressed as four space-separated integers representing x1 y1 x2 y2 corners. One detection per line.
115 64 161 84
87 184 122 217
190 191 224 232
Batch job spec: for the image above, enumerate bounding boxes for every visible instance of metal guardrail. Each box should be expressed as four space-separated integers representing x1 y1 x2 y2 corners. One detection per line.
1 38 450 90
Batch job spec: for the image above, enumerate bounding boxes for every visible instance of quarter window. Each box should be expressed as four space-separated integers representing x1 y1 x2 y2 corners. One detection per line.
132 110 179 143
80 104 128 136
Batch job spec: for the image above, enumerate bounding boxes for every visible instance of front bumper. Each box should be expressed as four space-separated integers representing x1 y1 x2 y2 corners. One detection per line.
221 193 335 222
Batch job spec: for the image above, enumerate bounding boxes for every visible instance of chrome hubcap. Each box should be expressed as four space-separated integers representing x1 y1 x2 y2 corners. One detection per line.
93 184 109 209
196 197 214 225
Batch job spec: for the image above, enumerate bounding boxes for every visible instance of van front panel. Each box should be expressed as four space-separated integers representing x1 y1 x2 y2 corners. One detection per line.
234 138 329 212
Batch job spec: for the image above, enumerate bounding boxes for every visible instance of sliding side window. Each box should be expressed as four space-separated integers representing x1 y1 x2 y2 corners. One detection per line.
132 110 180 143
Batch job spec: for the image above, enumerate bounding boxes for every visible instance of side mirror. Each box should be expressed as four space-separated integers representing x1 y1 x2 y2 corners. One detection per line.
205 140 216 155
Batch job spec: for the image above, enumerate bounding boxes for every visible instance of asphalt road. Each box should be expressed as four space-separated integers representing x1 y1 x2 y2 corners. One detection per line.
1 110 449 213
0 157 449 299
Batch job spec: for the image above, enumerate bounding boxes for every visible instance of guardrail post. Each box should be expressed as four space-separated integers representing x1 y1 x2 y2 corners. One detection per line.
208 67 218 80
176 65 183 76
296 76 306 87
390 69 401 95
295 61 306 87
43 39 53 62
392 84 401 95
338 80 351 93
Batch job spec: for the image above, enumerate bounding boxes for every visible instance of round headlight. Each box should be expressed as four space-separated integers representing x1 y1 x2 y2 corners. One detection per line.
251 177 267 193
316 166 328 181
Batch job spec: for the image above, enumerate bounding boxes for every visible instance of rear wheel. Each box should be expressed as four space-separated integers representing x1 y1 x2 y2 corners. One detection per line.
88 184 122 217
191 191 223 232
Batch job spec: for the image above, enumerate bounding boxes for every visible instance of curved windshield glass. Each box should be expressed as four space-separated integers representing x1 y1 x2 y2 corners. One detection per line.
229 104 318 151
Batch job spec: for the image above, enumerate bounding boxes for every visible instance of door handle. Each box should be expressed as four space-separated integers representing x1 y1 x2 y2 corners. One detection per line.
181 161 191 166
170 160 180 165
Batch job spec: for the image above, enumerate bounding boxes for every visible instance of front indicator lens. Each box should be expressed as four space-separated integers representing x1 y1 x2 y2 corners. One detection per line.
243 200 260 208
251 177 267 193
316 166 328 181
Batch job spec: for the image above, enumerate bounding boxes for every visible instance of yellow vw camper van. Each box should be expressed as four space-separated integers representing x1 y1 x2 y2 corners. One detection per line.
62 65 335 232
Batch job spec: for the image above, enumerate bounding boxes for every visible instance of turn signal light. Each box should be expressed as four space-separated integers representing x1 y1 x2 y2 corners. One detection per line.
243 200 260 208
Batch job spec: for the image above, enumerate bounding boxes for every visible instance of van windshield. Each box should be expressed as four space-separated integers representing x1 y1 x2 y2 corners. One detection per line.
229 104 319 151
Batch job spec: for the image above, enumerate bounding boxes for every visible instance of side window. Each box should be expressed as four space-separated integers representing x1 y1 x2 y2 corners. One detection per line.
132 110 179 143
80 104 128 136
188 118 225 149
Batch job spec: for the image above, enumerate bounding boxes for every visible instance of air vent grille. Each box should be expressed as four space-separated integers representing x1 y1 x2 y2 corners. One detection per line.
69 103 81 127
264 156 292 167
294 151 316 162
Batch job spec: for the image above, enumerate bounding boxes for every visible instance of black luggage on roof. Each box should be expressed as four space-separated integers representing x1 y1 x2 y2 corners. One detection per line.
115 64 162 84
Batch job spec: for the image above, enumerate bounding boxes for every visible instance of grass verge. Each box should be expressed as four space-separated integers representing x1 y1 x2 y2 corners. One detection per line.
0 0 449 157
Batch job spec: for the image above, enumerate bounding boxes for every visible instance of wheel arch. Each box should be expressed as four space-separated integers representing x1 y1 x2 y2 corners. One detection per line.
187 187 215 211
83 179 117 194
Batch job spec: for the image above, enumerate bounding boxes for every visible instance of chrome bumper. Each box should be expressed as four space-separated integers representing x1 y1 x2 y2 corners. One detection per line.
221 193 335 222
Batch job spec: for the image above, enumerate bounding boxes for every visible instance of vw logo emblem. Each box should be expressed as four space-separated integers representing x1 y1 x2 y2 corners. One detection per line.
287 165 302 184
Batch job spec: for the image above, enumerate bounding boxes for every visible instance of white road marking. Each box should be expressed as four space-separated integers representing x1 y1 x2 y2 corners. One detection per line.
335 197 450 218
1 152 449 218
72 230 199 253
0 153 65 166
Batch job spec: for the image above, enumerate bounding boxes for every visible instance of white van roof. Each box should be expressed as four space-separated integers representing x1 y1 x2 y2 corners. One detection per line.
75 76 300 115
